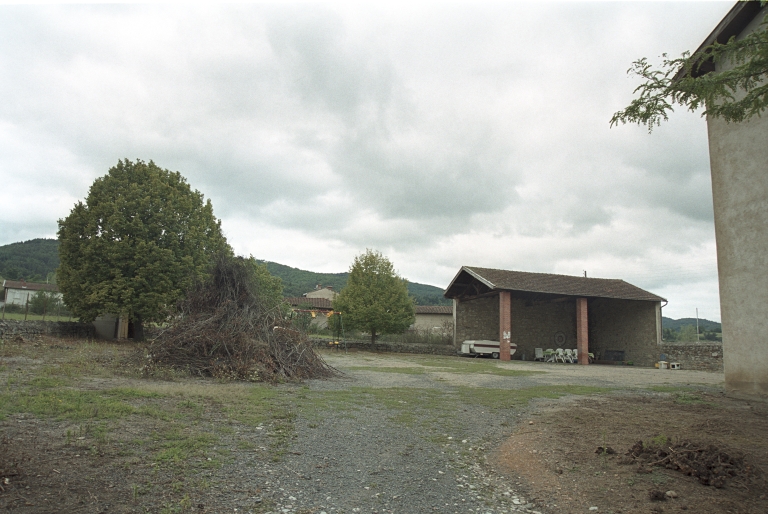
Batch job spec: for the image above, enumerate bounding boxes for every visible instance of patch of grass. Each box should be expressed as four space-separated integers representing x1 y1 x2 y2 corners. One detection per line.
153 428 218 467
104 387 163 399
674 392 710 405
28 375 70 388
456 385 609 410
0 313 74 322
0 388 136 421
346 366 426 374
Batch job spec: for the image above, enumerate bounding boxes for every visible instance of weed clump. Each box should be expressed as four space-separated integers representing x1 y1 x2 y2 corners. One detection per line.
140 255 338 382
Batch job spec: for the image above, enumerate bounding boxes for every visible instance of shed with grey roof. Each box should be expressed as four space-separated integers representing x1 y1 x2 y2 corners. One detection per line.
444 267 666 367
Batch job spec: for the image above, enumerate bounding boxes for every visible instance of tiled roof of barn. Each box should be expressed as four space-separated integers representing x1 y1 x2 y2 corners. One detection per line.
283 297 333 309
414 305 452 315
446 267 665 302
2 280 59 292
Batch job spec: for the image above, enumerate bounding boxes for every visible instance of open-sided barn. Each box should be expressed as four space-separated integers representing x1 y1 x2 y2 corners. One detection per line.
444 267 666 367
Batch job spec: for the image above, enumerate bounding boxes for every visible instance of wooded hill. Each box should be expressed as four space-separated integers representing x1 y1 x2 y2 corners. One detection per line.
0 239 450 306
661 316 721 332
0 238 59 282
259 261 450 305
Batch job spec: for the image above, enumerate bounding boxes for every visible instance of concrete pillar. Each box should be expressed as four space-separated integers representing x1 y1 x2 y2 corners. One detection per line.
576 298 589 365
499 291 511 361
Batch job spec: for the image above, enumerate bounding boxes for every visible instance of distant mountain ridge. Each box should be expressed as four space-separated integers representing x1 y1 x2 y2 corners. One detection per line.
662 316 721 332
259 260 450 306
0 238 60 282
0 239 450 306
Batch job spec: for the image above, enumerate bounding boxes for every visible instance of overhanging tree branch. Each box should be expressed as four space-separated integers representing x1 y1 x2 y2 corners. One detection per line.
611 6 768 132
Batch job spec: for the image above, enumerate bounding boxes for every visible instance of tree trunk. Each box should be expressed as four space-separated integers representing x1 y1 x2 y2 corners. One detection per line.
371 329 377 346
134 314 145 341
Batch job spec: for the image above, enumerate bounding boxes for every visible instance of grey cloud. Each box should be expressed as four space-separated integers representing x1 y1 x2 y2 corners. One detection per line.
264 7 395 118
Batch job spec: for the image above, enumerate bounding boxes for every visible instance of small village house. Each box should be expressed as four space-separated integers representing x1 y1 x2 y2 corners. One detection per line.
2 279 61 308
412 305 452 331
303 285 338 301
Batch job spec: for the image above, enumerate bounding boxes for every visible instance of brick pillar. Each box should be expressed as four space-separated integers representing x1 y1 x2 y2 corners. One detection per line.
499 291 512 361
576 298 589 365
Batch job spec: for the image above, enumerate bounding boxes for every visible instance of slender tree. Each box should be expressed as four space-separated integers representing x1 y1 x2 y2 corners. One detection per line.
332 249 415 345
57 159 230 339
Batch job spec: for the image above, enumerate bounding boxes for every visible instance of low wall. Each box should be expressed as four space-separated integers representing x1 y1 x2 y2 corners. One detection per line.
0 319 95 339
310 338 456 356
659 342 723 372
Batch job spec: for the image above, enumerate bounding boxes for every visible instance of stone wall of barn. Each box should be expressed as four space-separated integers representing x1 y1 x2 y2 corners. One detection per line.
589 298 660 367
454 295 499 347
659 342 723 372
509 298 577 361
455 294 664 366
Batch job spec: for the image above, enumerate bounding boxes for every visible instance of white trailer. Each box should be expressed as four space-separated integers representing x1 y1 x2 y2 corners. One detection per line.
458 340 517 359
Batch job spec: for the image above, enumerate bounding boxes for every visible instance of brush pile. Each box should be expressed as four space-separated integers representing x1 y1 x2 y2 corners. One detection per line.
142 255 338 382
625 438 758 488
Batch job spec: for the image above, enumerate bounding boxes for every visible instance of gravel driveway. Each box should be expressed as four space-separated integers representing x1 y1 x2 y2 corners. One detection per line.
214 351 724 514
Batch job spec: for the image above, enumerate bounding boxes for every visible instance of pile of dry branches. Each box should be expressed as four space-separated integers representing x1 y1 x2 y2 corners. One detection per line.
142 255 338 382
625 439 759 489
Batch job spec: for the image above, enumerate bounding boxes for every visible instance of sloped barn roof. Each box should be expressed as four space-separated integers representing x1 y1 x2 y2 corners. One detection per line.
2 280 59 293
283 297 332 309
444 267 665 302
414 305 452 314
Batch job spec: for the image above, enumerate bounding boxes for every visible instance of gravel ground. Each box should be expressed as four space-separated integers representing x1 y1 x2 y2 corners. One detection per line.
203 351 724 514
0 345 727 514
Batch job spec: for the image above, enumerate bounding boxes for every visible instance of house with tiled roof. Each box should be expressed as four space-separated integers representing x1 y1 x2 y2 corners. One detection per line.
412 305 453 332
2 279 61 307
444 266 666 367
284 295 334 329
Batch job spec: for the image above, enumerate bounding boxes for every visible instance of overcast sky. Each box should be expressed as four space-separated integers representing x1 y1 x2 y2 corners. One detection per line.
0 1 732 321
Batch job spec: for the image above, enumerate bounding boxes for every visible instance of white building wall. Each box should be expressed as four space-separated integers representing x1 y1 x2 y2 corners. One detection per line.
706 4 768 396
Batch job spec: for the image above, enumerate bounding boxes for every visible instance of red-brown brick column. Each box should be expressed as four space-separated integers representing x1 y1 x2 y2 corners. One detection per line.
576 298 589 365
499 291 512 361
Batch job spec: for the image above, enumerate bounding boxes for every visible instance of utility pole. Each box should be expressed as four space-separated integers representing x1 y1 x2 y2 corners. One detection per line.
696 308 700 342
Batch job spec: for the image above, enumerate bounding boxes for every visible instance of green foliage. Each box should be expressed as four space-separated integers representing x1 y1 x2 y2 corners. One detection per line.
29 290 65 315
289 303 317 334
242 257 284 313
57 159 230 326
611 11 768 131
0 238 59 281
677 324 700 342
332 249 416 344
662 327 678 342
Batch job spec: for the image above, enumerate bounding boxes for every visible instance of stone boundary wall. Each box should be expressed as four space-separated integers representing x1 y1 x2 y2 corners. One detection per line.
310 338 456 356
0 319 95 339
659 342 723 372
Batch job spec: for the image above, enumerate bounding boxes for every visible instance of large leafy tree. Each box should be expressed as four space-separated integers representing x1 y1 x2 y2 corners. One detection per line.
611 4 768 131
332 249 415 345
57 159 230 338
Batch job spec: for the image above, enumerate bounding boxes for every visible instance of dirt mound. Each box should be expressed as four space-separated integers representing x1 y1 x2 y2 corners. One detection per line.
625 438 758 488
140 255 338 382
